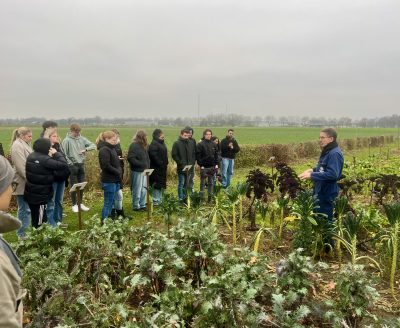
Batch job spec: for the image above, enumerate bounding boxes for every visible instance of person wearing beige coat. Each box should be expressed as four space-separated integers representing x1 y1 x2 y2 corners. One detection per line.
0 155 25 327
10 127 33 238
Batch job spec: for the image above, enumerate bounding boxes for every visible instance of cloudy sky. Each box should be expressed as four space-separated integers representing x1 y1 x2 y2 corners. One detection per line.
1 0 399 119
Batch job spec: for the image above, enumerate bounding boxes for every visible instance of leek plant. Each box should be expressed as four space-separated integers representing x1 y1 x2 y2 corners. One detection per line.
334 211 381 270
277 196 290 241
334 196 349 267
156 192 180 238
236 182 248 239
291 191 318 256
253 200 275 254
210 186 230 229
382 202 400 299
224 186 240 245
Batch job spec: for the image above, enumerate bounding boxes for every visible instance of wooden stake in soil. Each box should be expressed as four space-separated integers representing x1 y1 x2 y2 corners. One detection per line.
143 169 154 220
183 165 193 209
70 182 87 229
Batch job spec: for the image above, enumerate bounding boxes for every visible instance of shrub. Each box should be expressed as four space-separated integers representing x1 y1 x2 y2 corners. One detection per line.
325 264 379 327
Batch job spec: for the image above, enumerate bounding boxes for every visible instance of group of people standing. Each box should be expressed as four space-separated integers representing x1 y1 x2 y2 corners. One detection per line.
1 125 344 326
171 127 240 203
97 126 240 221
10 121 94 237
8 122 241 228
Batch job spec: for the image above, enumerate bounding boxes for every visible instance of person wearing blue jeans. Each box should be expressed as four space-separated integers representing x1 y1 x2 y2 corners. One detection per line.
102 182 120 219
177 170 194 201
220 129 240 188
45 130 70 227
127 130 150 211
131 171 147 210
96 130 122 221
221 158 234 189
16 195 31 237
10 127 33 238
46 181 66 226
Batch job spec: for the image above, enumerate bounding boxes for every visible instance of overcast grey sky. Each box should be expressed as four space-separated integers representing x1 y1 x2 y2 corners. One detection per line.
1 0 399 119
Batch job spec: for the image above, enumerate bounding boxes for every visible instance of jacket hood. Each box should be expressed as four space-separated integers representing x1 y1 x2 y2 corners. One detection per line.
66 132 80 139
97 140 115 150
33 138 51 154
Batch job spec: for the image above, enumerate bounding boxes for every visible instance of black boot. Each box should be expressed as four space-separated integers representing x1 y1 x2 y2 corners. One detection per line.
110 208 116 220
116 208 132 220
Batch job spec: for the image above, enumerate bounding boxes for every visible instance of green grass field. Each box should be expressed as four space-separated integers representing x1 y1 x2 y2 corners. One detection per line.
1 126 398 151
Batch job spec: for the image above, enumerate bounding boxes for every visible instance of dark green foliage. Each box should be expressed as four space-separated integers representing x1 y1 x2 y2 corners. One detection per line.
370 174 400 204
272 249 326 328
291 191 318 255
16 216 276 327
246 169 274 200
274 162 304 199
291 191 334 258
156 192 180 237
325 264 379 328
246 169 274 229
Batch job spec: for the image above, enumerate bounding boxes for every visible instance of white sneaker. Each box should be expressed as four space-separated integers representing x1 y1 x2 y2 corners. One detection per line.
80 204 90 211
72 205 79 213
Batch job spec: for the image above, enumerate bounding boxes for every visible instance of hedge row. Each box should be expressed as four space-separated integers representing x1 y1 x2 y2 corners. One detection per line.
81 135 397 191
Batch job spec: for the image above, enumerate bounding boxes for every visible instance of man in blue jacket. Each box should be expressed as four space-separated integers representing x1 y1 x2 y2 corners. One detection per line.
298 127 344 225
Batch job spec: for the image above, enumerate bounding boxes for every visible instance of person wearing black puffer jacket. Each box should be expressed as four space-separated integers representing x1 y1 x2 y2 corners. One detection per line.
148 129 168 206
24 138 69 228
196 129 219 202
127 130 150 211
96 131 122 221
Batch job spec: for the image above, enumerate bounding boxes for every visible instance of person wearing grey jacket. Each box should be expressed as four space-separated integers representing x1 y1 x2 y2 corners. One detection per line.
0 155 25 327
62 123 96 213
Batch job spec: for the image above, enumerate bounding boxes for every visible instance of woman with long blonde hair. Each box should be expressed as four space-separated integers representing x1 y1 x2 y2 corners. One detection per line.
10 127 33 238
44 130 70 226
96 131 122 221
127 130 150 211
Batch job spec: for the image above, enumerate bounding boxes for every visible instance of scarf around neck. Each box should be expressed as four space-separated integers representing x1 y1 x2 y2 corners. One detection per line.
320 141 338 157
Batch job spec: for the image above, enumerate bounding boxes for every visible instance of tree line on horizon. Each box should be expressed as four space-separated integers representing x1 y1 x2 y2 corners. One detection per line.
1 113 399 128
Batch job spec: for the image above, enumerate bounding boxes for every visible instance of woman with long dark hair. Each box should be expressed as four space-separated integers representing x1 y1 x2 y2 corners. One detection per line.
148 129 168 206
127 130 150 211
